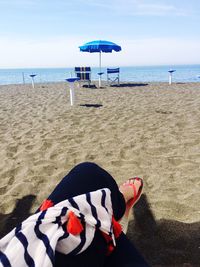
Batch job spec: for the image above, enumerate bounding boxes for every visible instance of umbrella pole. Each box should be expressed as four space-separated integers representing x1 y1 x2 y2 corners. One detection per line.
169 72 172 85
99 51 101 87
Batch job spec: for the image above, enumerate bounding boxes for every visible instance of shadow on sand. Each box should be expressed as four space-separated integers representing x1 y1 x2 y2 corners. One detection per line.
0 194 36 238
127 194 200 267
111 83 149 87
82 84 97 89
81 82 149 88
80 104 103 108
0 194 200 266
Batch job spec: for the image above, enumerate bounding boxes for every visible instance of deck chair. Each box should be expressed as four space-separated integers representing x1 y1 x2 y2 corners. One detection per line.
75 67 91 87
107 68 120 86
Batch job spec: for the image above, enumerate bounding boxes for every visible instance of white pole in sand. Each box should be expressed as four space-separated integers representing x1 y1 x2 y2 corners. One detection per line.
22 72 25 85
29 74 37 88
70 83 75 106
66 78 80 106
168 69 176 85
99 51 102 87
97 51 104 88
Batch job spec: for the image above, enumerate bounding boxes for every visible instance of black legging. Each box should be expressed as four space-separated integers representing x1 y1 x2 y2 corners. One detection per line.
42 162 150 267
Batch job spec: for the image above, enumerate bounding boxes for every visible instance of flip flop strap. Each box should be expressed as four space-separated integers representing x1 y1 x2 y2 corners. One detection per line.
131 183 137 200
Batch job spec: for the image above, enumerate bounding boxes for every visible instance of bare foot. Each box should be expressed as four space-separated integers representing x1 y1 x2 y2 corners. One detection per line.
119 177 143 204
118 177 143 233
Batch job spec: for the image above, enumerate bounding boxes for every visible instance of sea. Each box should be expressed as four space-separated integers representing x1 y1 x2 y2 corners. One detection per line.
0 65 200 85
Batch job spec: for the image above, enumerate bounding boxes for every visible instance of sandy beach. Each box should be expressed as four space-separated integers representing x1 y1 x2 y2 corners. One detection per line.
0 81 200 266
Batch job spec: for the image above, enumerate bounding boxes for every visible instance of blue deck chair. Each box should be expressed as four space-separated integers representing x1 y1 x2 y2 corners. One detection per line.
107 68 120 86
75 67 91 87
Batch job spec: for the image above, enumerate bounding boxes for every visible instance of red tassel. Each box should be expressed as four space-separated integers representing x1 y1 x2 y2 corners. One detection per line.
101 232 110 243
40 199 54 211
66 211 84 235
101 232 115 255
107 243 115 255
112 216 122 238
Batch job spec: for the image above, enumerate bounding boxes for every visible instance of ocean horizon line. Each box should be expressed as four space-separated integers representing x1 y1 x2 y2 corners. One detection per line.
0 65 199 85
0 63 200 70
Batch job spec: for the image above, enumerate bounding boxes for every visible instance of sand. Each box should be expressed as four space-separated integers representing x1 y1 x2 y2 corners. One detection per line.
0 81 200 266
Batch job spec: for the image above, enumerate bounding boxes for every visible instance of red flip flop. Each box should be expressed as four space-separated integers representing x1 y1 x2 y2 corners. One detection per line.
125 177 143 209
119 177 143 233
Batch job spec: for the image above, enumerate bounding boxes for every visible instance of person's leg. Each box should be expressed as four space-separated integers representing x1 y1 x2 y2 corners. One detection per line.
38 162 148 267
105 179 149 267
39 162 126 267
45 162 126 220
105 233 150 267
55 230 107 267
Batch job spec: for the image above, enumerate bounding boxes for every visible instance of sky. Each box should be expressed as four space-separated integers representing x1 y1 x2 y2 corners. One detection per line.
0 0 200 68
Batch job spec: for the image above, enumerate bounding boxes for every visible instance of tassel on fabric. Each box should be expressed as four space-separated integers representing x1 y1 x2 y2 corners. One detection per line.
101 232 115 255
66 211 84 235
107 243 115 255
40 199 54 211
101 217 122 255
112 216 122 238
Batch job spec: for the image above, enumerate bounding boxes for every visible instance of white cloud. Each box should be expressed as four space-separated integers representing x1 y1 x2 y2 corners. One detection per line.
76 0 189 16
136 3 184 16
0 0 196 17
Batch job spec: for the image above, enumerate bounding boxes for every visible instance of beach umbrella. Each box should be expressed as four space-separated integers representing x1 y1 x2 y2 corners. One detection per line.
79 40 122 87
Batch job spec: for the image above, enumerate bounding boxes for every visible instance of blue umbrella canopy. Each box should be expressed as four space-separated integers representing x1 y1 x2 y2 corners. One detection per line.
79 40 122 87
79 40 121 53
